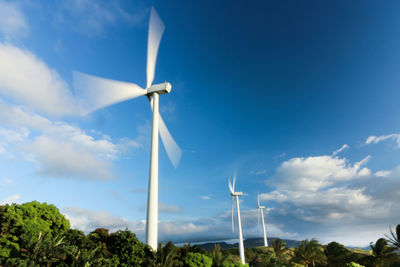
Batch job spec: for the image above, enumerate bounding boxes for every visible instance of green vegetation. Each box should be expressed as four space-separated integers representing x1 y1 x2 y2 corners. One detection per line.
1 201 399 266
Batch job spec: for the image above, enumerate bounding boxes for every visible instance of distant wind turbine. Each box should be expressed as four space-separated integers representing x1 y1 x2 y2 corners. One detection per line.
257 193 268 247
229 172 245 265
73 7 182 251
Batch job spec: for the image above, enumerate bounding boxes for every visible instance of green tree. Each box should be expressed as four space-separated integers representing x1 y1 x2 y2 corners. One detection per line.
0 201 70 263
294 239 326 267
210 244 225 267
386 225 400 249
345 262 364 267
7 231 68 266
184 252 213 267
370 238 398 267
325 241 355 267
156 241 180 267
107 229 149 266
272 238 288 264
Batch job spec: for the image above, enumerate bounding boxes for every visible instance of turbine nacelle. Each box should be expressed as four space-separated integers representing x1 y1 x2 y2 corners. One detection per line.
147 82 172 95
258 205 265 209
231 192 243 196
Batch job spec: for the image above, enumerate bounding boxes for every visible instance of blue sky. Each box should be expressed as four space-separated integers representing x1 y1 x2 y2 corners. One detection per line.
0 0 400 247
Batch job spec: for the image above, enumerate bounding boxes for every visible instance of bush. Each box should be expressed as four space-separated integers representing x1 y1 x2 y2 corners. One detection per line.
345 262 365 267
107 229 149 266
0 201 70 263
184 252 213 267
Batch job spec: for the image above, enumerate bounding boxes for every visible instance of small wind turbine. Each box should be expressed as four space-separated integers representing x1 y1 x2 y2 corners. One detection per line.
257 193 268 247
73 8 182 251
229 172 245 265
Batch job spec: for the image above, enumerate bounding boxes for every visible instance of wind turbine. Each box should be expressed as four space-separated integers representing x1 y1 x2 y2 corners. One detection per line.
257 193 268 247
229 173 245 265
73 7 182 251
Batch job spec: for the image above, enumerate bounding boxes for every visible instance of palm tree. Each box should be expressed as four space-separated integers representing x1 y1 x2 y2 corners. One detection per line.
325 241 355 267
211 244 224 267
386 224 400 249
156 241 180 267
294 239 326 267
272 238 287 263
370 238 397 267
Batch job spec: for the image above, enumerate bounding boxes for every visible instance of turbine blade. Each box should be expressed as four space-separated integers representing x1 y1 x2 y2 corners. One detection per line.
146 7 165 88
233 171 237 192
231 196 234 232
158 113 182 168
258 208 260 231
258 193 260 208
228 178 233 194
73 71 146 115
148 96 182 168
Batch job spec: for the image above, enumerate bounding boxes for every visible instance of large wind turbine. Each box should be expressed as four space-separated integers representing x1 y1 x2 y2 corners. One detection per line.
229 173 245 265
73 8 182 251
257 193 268 247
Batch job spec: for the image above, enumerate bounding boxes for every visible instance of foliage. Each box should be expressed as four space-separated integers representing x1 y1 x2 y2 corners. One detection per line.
370 238 398 267
184 252 213 267
107 229 150 266
1 201 400 266
0 201 70 262
325 241 356 266
294 239 327 267
209 244 225 267
345 262 365 267
386 225 400 249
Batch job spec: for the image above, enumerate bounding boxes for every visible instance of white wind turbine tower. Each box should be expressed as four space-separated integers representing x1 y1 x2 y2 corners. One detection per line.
257 193 268 247
73 7 182 251
229 173 246 265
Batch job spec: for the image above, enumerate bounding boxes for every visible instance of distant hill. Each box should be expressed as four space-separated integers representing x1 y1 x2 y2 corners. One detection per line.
198 237 302 250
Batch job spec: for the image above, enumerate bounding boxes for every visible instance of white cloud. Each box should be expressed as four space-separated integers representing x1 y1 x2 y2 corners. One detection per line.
63 206 144 234
0 178 12 186
0 1 28 40
269 155 371 192
62 205 295 244
250 169 267 175
56 0 147 36
0 99 141 180
0 43 78 117
366 134 400 148
159 202 183 214
260 151 400 246
0 194 20 205
332 144 349 156
376 170 391 177
201 196 211 200
29 136 114 180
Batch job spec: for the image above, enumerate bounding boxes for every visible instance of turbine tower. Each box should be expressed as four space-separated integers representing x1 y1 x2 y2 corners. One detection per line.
73 8 182 251
229 172 245 265
257 193 268 247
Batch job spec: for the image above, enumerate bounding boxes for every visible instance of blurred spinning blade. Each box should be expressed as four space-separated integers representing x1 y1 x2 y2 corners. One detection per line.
146 7 165 89
148 96 182 168
73 71 146 115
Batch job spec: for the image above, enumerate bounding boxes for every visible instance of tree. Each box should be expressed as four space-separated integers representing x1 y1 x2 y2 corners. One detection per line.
294 239 326 267
386 225 400 249
345 263 364 267
370 238 398 267
272 238 288 264
184 252 213 267
0 201 70 263
210 244 225 267
325 242 355 267
107 229 149 266
156 241 180 266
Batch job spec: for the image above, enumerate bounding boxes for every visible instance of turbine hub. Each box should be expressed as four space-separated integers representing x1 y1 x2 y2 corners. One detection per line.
147 82 172 95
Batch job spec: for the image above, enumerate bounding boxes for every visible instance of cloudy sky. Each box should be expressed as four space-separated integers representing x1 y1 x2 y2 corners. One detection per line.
1 0 400 247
